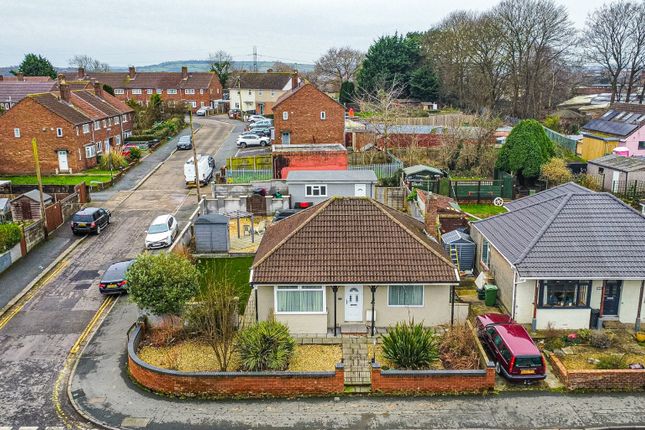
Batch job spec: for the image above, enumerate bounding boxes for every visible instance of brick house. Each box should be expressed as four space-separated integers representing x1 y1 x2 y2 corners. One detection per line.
78 66 222 111
0 80 57 111
0 77 134 175
272 83 345 145
228 72 301 115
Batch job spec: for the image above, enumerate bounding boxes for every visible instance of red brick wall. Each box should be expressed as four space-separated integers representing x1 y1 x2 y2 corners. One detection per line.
0 97 97 174
371 366 495 394
273 84 345 145
273 150 349 179
548 352 645 390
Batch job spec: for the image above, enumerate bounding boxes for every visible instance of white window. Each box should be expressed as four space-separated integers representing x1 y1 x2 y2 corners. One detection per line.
122 114 128 123
271 90 275 96
190 101 197 108
114 116 119 125
116 135 121 145
200 89 204 95
185 89 195 95
156 89 162 94
85 144 96 158
201 101 205 107
13 128 20 138
259 90 263 95
481 239 490 267
102 120 106 128
305 184 327 197
167 89 177 95
275 286 325 313
234 102 240 109
96 140 103 153
94 121 100 130
320 111 327 120
217 88 220 94
82 124 90 134
282 111 289 120
146 89 153 94
132 89 142 95
248 90 252 95
56 127 63 137
388 285 424 307
108 118 112 126
114 89 125 95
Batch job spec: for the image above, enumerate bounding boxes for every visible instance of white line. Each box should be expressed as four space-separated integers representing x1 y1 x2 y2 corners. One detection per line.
18 427 38 430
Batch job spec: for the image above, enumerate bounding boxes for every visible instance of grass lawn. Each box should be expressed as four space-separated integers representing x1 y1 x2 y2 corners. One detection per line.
83 167 120 176
460 203 507 219
0 175 113 186
196 256 254 313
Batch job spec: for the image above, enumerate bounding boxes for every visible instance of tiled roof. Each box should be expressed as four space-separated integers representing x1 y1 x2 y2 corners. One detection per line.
0 81 57 103
473 192 645 279
504 182 593 211
0 76 53 82
30 93 91 125
83 71 218 90
237 72 292 90
589 154 645 172
251 197 458 285
273 83 343 110
73 90 122 117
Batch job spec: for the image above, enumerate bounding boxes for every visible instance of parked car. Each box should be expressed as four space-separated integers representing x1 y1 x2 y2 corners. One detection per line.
196 107 208 116
475 313 546 383
71 207 111 235
184 155 215 186
228 109 241 119
247 115 266 123
98 260 134 295
247 127 272 138
252 119 273 128
236 134 270 148
176 135 193 150
145 214 178 249
272 208 304 222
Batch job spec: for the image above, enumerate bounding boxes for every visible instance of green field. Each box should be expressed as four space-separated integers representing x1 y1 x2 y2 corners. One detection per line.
459 203 507 219
1 175 113 186
196 256 254 313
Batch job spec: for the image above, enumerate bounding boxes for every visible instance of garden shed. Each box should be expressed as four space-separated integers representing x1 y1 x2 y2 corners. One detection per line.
194 214 229 253
441 230 475 273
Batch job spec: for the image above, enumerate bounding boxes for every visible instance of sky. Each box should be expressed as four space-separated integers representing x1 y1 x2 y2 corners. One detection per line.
1 0 607 68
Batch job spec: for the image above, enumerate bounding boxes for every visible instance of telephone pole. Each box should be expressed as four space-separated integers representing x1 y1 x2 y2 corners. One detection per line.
189 110 202 205
31 138 48 238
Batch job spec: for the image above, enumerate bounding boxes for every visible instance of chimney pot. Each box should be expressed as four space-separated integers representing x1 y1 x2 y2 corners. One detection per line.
16 73 24 81
291 70 298 89
128 66 136 79
181 66 188 79
0 75 3 81
78 67 85 79
59 79 71 103
93 80 103 98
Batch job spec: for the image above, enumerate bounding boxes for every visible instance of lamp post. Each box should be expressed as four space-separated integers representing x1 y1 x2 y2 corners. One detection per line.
189 109 202 205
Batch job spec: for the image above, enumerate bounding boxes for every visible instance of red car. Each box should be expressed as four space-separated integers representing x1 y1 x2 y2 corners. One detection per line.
475 313 546 382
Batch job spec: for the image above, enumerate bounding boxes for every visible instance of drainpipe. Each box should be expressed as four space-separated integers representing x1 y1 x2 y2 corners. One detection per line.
511 269 519 321
254 286 258 323
636 280 645 332
450 284 455 327
531 280 539 332
332 286 338 337
370 286 377 336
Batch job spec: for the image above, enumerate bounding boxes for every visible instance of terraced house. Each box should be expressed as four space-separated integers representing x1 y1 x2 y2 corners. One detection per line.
0 77 134 174
77 66 223 111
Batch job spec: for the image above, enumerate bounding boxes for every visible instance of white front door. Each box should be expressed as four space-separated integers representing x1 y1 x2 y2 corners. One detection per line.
345 286 363 321
58 150 69 171
354 183 367 197
282 132 291 145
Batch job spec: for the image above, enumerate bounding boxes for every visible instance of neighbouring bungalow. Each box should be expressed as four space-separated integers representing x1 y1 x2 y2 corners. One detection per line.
285 169 378 208
250 197 463 335
578 104 645 160
470 183 645 330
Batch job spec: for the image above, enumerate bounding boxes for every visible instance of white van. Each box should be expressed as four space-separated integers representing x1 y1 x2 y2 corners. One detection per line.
184 155 215 187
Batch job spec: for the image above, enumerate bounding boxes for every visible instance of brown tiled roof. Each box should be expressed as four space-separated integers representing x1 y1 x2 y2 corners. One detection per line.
237 72 292 90
1 76 53 82
273 83 343 109
73 90 122 116
83 71 218 90
252 197 458 285
101 91 134 113
30 93 90 125
0 82 57 103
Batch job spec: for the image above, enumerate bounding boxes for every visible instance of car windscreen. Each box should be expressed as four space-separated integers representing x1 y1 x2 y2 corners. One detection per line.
148 223 168 234
515 356 543 368
73 214 93 222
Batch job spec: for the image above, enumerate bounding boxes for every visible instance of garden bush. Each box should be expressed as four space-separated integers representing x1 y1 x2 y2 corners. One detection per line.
125 134 157 142
99 151 128 170
237 321 295 371
596 354 627 369
0 223 21 253
128 146 142 162
590 331 613 349
439 324 479 369
381 320 438 369
576 329 591 343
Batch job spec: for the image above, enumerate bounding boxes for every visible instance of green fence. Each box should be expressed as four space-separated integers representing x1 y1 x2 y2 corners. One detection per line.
542 126 578 153
226 155 272 170
226 169 273 183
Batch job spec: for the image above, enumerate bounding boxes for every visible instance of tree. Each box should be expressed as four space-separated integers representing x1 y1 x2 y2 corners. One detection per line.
270 61 293 72
314 46 364 91
126 252 199 317
540 158 573 186
68 54 110 72
102 84 115 96
409 62 439 101
355 79 407 150
339 81 355 105
208 50 233 87
496 119 555 180
145 93 163 126
12 53 57 79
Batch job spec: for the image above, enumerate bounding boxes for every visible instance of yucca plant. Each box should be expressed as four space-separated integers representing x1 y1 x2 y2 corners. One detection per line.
381 320 438 369
237 321 295 371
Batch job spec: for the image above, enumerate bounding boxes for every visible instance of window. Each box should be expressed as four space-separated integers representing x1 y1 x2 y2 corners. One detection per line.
185 89 195 94
94 121 100 130
305 184 327 197
248 90 252 95
275 286 325 313
146 89 152 95
132 89 142 95
168 89 178 95
56 127 63 137
114 116 119 125
271 90 275 96
282 111 289 120
116 135 121 145
259 90 263 95
190 101 197 108
200 89 204 95
201 101 205 107
96 140 103 153
539 280 591 308
320 111 326 120
388 285 424 306
481 239 490 267
639 141 645 150
108 118 112 126
82 124 90 134
85 144 96 158
598 167 605 174
13 128 20 138
114 89 125 95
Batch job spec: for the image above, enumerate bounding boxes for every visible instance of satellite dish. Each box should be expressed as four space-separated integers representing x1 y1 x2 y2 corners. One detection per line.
493 197 504 207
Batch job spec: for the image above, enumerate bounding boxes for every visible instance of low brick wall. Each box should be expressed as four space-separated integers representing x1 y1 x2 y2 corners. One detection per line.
548 352 645 390
127 321 345 397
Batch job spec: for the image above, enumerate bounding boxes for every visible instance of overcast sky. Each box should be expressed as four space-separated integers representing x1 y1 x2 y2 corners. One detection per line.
1 0 606 68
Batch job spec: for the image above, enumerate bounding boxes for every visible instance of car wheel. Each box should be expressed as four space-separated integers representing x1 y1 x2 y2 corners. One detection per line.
495 362 501 374
241 142 247 148
96 225 102 235
261 141 268 147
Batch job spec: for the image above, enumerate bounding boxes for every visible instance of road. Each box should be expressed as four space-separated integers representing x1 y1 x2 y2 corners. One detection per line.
0 116 237 429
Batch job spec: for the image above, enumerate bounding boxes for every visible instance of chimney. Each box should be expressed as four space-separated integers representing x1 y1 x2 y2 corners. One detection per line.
92 79 103 98
0 76 3 81
16 73 24 82
267 68 273 73
128 66 136 79
77 67 85 79
291 70 298 89
181 66 188 79
58 74 71 103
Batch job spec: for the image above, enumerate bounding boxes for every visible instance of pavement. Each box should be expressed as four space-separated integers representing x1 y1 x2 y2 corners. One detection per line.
0 116 236 429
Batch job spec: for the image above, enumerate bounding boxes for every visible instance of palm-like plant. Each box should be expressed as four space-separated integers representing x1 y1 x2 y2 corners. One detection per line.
237 321 295 371
381 320 438 369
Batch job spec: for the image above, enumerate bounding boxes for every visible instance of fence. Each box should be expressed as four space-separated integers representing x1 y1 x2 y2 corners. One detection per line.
410 176 513 203
226 155 272 170
225 168 273 184
349 151 404 179
590 175 645 201
542 126 578 154
374 187 405 210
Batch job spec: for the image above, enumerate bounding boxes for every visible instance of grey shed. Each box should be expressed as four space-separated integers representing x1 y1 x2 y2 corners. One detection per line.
194 214 230 253
441 230 475 272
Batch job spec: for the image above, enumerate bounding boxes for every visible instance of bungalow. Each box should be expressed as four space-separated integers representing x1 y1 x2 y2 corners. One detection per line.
578 104 645 160
250 197 462 335
470 183 645 330
587 154 645 193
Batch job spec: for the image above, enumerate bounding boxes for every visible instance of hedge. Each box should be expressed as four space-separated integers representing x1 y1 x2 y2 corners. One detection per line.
125 135 157 142
0 223 21 253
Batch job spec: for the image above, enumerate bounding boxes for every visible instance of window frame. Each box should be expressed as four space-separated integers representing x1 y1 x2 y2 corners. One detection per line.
481 239 490 268
114 88 125 95
56 127 63 137
185 88 195 95
282 111 289 120
538 280 592 309
639 141 645 150
96 140 103 154
387 285 425 307
146 89 153 95
114 116 119 125
131 88 142 95
84 144 96 159
274 285 326 314
13 128 20 138
82 124 90 134
305 184 327 197
167 89 178 95
320 111 327 120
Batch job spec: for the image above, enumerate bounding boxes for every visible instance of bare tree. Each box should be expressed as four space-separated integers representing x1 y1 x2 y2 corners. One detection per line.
270 61 293 72
314 47 364 91
624 2 645 102
68 55 110 72
355 79 407 151
208 50 233 87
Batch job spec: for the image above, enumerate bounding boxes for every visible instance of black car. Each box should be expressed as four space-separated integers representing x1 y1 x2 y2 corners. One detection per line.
71 207 111 235
176 135 193 150
99 260 134 295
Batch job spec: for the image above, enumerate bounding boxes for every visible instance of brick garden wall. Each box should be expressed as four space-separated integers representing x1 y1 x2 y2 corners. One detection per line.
371 366 495 394
128 322 345 397
548 352 645 390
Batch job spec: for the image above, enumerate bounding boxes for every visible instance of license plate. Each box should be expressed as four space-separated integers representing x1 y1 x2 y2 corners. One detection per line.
78 223 86 227
520 369 535 375
107 284 117 289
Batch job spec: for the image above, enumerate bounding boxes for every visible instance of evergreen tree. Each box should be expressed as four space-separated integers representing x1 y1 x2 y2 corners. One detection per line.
409 63 439 101
339 81 355 105
12 53 57 79
496 119 555 180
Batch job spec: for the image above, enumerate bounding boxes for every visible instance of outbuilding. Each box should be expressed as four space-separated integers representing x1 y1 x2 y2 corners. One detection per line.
441 230 476 273
286 169 378 208
194 214 230 253
10 190 53 221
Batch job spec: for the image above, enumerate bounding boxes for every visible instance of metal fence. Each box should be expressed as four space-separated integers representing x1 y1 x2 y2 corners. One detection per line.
542 126 578 154
226 169 273 184
349 151 404 179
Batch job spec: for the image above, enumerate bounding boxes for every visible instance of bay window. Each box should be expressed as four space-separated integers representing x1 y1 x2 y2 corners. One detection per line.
539 280 591 308
275 286 325 313
388 285 424 306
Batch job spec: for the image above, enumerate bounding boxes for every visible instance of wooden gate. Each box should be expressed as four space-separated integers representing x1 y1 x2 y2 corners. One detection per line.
247 194 267 216
45 203 63 233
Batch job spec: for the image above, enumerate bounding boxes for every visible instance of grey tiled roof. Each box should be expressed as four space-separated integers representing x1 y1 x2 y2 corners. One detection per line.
504 182 593 211
473 192 645 279
589 154 645 172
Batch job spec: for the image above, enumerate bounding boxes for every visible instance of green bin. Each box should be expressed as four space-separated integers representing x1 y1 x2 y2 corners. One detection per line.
484 284 498 306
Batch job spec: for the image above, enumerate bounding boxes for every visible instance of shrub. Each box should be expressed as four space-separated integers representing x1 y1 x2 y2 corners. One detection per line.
237 321 295 371
439 324 480 369
126 134 157 142
542 323 565 351
596 354 627 369
381 320 438 369
540 158 573 186
128 146 142 162
590 331 613 349
99 151 128 170
576 329 591 343
0 223 21 253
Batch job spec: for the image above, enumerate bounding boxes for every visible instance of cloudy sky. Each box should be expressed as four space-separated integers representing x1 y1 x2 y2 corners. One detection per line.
1 0 605 68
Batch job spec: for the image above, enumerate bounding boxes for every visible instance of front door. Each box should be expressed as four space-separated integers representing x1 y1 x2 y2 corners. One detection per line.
258 103 265 115
58 150 69 171
20 200 32 219
281 132 290 145
345 286 363 321
603 280 622 316
355 183 367 197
